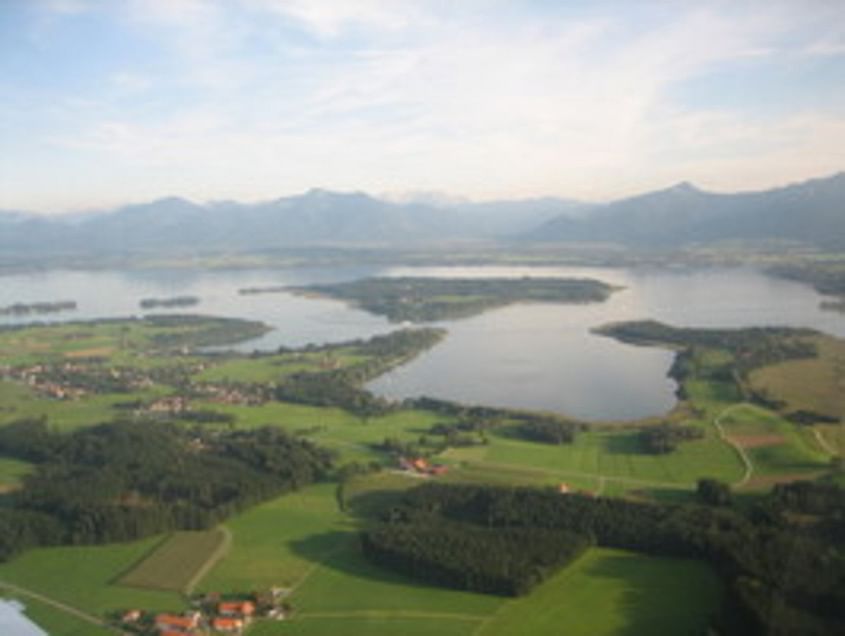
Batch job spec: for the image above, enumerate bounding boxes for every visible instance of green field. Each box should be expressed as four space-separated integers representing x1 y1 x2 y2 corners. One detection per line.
119 528 229 593
198 482 721 636
718 404 830 484
479 548 721 636
0 456 33 489
18 596 113 636
0 537 182 617
749 335 845 425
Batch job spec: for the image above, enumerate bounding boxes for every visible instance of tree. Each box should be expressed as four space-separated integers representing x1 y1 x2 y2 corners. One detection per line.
697 478 732 506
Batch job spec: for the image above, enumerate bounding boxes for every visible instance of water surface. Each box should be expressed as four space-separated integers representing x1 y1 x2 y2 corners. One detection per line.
1 265 839 420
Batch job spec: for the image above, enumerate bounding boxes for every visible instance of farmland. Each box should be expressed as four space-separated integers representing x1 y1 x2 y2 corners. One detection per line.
119 528 230 593
0 313 842 634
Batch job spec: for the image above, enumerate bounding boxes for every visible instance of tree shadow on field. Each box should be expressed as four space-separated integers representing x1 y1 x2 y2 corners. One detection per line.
603 431 644 455
290 530 455 592
577 552 719 636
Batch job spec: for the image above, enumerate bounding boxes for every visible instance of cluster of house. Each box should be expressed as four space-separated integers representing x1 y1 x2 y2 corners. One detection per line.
398 456 449 476
0 362 154 401
192 383 268 407
122 591 288 635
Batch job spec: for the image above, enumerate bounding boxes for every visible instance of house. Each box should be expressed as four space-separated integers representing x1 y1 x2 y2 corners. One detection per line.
212 616 244 633
154 612 199 632
429 464 449 476
218 600 255 617
558 483 571 494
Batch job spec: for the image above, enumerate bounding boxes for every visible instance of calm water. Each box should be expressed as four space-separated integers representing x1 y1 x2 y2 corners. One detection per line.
0 600 47 636
1 265 841 421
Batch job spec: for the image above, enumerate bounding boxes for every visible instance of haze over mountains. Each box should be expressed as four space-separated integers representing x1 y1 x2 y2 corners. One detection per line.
1 172 843 254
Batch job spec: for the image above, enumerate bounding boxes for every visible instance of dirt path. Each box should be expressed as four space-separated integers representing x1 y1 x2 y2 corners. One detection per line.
712 403 754 488
813 428 837 456
0 579 116 632
184 525 233 595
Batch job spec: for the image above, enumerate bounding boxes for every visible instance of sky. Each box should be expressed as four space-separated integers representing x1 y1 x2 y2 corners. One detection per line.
1 0 844 213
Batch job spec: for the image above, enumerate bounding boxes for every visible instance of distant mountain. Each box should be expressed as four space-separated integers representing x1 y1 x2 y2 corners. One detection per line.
0 189 570 254
524 173 845 248
2 173 842 255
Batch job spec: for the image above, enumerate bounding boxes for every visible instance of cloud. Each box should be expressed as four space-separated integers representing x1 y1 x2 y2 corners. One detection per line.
6 0 845 211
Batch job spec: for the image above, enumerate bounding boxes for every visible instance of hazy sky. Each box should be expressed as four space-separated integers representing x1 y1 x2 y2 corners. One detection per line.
2 0 844 213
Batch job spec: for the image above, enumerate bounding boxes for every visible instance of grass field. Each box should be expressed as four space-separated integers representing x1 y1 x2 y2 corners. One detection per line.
444 424 744 491
15 596 113 636
192 480 724 636
478 548 721 636
119 528 229 593
749 335 845 424
718 404 830 482
0 537 182 618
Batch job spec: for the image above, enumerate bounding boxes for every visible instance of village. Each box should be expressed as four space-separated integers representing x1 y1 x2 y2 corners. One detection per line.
120 588 289 635
0 359 269 412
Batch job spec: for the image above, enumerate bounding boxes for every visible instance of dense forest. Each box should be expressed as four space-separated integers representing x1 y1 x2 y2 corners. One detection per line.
363 482 845 635
363 519 591 596
0 419 333 559
292 276 617 322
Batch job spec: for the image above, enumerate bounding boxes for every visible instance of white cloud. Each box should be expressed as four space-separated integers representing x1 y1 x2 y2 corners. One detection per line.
7 0 845 211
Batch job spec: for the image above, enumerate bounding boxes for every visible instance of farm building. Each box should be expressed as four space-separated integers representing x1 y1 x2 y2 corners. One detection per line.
212 616 244 633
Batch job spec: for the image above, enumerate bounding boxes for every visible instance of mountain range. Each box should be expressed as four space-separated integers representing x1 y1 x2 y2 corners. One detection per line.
1 172 842 254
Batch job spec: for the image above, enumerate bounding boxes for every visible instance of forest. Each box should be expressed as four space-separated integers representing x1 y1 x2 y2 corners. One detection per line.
0 419 333 559
363 482 845 635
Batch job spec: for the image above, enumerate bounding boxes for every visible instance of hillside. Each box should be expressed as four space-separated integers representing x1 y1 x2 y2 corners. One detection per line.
525 172 845 248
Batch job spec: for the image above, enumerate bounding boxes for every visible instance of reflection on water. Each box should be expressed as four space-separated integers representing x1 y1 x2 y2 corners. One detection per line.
1 265 840 421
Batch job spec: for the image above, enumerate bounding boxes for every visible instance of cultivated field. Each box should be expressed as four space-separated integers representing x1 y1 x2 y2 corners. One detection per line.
749 335 845 424
119 528 229 593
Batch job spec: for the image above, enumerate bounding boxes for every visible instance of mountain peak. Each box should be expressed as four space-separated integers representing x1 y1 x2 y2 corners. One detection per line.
667 181 699 194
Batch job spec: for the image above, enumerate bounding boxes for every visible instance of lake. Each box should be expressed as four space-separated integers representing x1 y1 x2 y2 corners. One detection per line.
1 265 840 421
0 599 47 636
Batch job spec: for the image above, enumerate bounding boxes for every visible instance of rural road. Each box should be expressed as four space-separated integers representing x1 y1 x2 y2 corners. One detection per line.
712 403 754 488
0 578 117 633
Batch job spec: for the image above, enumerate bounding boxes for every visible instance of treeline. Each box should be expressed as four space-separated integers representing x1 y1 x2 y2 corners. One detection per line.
275 328 444 417
0 418 333 559
367 482 845 635
294 276 616 322
517 419 582 444
362 519 591 596
0 300 77 316
409 396 587 440
639 423 703 454
597 320 817 377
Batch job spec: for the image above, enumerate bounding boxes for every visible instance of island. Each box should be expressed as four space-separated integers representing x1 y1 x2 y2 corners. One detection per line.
139 295 200 309
289 276 619 322
0 301 77 317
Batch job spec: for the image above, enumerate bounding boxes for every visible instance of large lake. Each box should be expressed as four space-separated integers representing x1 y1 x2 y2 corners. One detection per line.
1 265 841 421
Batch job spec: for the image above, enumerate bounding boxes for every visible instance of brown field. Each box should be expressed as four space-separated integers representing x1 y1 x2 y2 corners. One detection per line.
730 434 786 449
64 347 115 358
743 471 826 489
